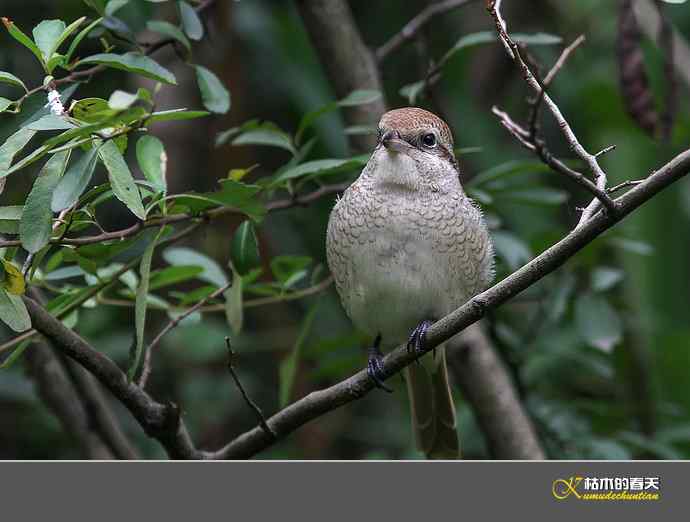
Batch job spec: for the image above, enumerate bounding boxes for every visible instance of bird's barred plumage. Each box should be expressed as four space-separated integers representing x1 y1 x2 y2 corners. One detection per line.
326 107 494 458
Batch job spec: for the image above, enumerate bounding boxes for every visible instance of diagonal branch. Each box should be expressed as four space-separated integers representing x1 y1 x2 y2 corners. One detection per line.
19 147 690 459
210 148 690 459
376 0 475 62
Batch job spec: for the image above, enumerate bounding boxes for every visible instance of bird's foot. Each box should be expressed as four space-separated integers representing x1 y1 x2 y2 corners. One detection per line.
407 319 434 361
367 334 392 393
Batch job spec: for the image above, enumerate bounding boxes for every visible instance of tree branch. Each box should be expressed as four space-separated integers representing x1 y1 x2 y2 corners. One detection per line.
375 0 475 62
0 182 351 249
137 281 233 389
448 324 544 459
22 297 204 459
23 340 115 459
17 146 690 459
209 147 690 458
486 0 615 227
295 0 386 152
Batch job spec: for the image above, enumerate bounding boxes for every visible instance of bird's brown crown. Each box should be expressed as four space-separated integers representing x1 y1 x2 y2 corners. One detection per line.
379 107 454 148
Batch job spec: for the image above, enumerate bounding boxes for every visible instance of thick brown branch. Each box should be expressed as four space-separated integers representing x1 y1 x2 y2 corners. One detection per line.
295 0 386 152
448 325 544 459
22 297 204 460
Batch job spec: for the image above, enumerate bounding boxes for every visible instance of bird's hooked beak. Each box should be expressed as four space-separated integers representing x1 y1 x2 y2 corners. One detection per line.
381 129 409 154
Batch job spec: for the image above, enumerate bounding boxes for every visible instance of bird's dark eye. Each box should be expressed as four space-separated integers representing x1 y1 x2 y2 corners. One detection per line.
422 133 437 148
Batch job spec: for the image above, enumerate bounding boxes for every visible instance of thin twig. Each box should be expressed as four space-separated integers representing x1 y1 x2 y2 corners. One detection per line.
137 280 233 389
225 338 275 440
607 179 643 194
543 34 586 86
0 223 201 355
486 0 616 227
491 107 616 213
527 35 586 138
0 182 351 249
20 147 690 459
376 0 474 62
97 275 335 313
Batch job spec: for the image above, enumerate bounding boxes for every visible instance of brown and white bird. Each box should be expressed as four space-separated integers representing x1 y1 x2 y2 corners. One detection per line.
326 107 494 459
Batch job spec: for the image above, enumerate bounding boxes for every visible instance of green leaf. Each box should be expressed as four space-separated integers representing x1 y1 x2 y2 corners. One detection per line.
52 147 99 211
0 206 23 234
0 71 27 92
147 109 209 122
337 89 382 107
608 237 653 256
0 288 31 332
223 121 296 155
270 157 366 187
32 19 66 63
496 187 569 206
512 32 563 45
468 160 551 188
105 0 130 16
65 17 103 64
136 135 167 194
2 17 45 65
279 303 318 407
78 52 177 84
195 65 230 114
271 255 312 285
441 31 562 67
0 127 37 179
129 227 164 381
491 231 532 270
591 267 625 292
108 90 139 110
149 265 203 290
223 270 243 335
71 97 113 123
163 247 228 286
146 20 190 51
178 0 203 41
295 102 337 144
230 221 260 275
25 114 77 131
0 98 12 113
575 294 623 352
172 179 266 221
0 259 25 295
20 151 70 253
83 0 107 15
0 338 31 369
98 140 146 219
399 80 426 105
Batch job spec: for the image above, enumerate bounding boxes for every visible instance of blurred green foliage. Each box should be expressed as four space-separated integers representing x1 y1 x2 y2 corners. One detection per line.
1 0 690 460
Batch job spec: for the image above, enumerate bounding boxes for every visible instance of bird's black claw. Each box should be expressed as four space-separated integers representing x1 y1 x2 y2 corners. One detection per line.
407 319 434 360
367 334 392 393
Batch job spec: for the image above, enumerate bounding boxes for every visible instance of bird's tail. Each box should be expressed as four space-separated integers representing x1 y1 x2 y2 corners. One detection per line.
405 344 460 459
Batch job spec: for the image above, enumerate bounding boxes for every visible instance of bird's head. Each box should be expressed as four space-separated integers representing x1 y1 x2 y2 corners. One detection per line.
366 107 460 193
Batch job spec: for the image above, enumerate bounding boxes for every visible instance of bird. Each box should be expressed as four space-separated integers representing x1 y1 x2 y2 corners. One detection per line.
326 107 494 459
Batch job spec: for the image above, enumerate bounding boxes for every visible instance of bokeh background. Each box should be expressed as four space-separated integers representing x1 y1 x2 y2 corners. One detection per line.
1 0 690 459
